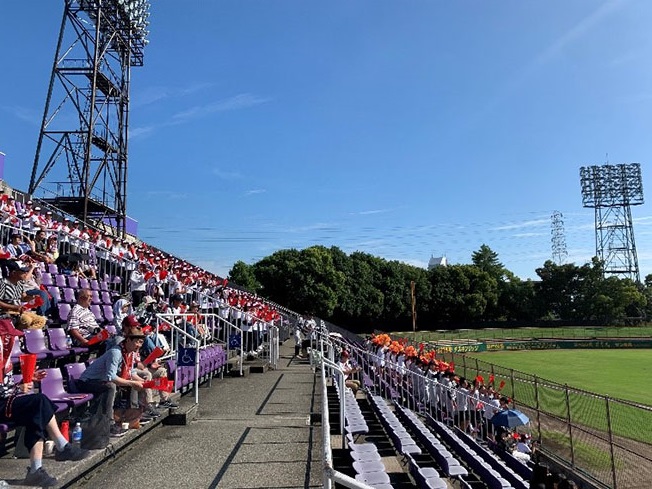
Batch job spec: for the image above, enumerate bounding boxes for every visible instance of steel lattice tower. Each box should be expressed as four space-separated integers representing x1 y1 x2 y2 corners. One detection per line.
550 210 568 265
579 163 644 282
29 0 150 236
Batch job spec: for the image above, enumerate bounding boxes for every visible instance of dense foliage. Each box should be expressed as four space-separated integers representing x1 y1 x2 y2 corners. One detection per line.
228 245 650 331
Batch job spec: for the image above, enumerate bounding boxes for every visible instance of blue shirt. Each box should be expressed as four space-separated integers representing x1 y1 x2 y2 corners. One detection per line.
79 345 123 382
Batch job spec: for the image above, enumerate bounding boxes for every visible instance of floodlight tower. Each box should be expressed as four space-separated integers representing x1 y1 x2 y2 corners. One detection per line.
551 210 568 265
29 0 151 236
579 163 644 282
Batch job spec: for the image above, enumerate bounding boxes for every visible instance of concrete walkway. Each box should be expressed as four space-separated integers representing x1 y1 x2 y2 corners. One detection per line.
65 340 323 489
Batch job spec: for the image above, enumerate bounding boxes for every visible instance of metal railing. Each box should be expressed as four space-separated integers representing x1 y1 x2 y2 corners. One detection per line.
318 335 375 489
434 351 652 489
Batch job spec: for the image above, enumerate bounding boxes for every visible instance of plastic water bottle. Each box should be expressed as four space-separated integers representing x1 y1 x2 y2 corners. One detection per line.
72 422 82 446
66 336 73 349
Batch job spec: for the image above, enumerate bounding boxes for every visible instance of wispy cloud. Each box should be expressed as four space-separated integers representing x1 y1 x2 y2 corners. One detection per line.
244 189 266 196
490 218 549 231
0 105 40 125
513 232 547 238
130 93 270 140
132 82 216 108
212 168 243 180
172 93 271 123
145 190 189 200
350 208 393 216
471 0 628 123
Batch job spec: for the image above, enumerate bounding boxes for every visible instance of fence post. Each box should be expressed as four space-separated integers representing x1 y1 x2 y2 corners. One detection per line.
564 384 575 466
510 369 515 402
475 357 480 377
605 396 618 489
534 376 541 442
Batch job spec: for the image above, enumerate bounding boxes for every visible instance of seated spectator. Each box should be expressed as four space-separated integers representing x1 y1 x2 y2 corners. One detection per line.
0 261 47 330
76 324 146 438
139 323 177 409
6 233 31 260
0 320 90 487
45 235 59 264
112 297 132 328
116 316 162 419
66 289 103 348
513 433 534 462
337 350 361 395
20 260 53 319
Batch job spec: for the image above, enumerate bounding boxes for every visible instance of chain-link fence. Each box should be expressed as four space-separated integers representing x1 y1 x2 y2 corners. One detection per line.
439 351 652 489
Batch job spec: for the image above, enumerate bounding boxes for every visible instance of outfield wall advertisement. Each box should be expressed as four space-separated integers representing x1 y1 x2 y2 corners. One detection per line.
434 339 652 354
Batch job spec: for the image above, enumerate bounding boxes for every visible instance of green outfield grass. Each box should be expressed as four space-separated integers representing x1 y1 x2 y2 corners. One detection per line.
392 325 652 343
467 349 651 406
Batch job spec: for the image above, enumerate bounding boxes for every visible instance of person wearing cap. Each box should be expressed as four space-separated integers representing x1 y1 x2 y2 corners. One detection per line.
118 316 162 419
76 324 146 439
0 260 48 330
0 320 90 486
123 316 176 411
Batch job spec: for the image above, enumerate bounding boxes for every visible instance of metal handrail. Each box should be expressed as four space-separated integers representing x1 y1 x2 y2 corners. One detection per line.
319 331 376 489
155 313 202 404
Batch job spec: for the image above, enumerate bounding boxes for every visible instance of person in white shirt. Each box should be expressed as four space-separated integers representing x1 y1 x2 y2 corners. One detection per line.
337 351 361 395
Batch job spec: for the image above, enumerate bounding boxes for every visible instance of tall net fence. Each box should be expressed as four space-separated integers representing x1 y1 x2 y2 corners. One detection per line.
439 351 652 489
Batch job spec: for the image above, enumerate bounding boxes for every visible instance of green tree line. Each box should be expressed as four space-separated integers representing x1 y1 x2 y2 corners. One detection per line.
228 244 650 332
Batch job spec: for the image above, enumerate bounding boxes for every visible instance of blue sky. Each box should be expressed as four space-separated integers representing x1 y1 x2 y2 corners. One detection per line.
2 0 652 280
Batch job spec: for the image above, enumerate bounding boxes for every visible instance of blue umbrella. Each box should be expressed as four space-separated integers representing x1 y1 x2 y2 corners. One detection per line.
491 409 530 428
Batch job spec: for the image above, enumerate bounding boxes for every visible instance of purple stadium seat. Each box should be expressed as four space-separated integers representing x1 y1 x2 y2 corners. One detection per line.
47 264 58 274
47 327 88 356
58 303 72 322
55 274 67 288
40 273 53 287
67 276 79 289
100 280 109 291
89 304 104 323
100 291 112 305
102 305 114 324
90 279 100 291
23 329 68 361
64 362 86 382
10 337 23 364
47 286 62 303
40 368 93 407
90 290 101 305
78 278 90 290
62 287 76 304
105 324 117 335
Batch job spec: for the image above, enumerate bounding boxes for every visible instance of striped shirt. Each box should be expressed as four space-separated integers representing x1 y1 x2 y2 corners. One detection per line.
0 280 23 318
66 304 100 344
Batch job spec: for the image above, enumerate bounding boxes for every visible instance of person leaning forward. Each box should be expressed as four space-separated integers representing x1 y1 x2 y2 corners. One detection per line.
75 325 146 438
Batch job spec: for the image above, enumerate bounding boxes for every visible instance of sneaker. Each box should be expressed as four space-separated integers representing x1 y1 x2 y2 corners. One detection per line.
145 406 161 418
109 424 128 438
139 416 152 425
24 467 57 487
160 399 178 409
54 443 90 461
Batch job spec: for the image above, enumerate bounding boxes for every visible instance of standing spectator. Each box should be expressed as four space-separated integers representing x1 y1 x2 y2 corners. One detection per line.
129 262 149 307
293 323 303 357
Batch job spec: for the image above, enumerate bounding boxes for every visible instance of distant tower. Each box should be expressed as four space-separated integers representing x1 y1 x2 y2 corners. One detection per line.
579 163 644 281
29 0 151 235
550 211 568 265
